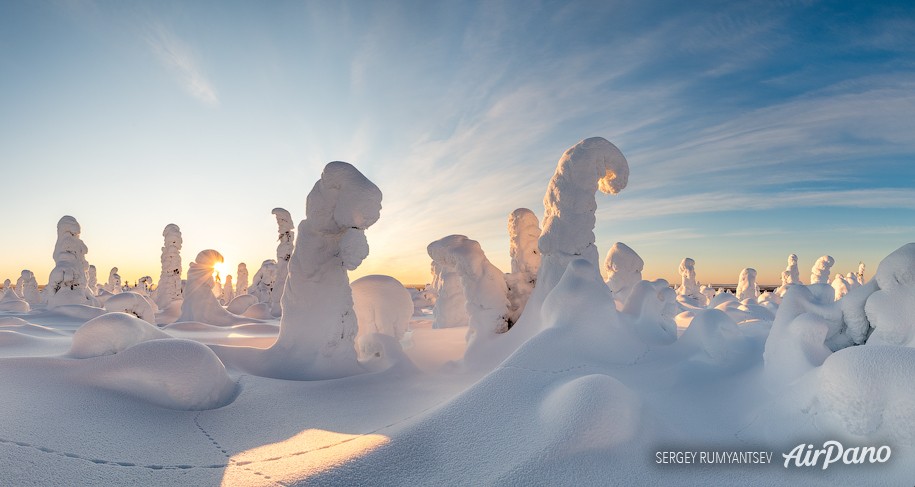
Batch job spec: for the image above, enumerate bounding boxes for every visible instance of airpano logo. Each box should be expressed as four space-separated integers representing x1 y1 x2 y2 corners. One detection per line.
782 441 891 469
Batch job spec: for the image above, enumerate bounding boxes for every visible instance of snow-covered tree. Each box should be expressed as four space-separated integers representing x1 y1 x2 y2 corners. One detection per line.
505 208 541 324
427 254 469 329
736 268 759 301
534 137 630 303
0 279 29 312
16 270 40 306
250 259 277 303
104 267 122 294
177 250 250 326
270 208 295 317
810 255 835 285
153 223 183 309
236 263 249 296
87 265 98 294
856 262 866 285
45 216 98 308
223 274 235 304
428 235 511 344
604 242 643 306
677 257 707 305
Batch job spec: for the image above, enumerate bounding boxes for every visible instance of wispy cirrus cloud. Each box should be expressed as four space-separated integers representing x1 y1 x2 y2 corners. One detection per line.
145 21 219 106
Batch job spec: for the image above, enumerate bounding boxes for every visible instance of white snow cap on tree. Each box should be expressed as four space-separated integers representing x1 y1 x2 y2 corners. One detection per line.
270 208 295 317
46 216 98 308
735 268 759 301
428 235 511 348
17 270 41 306
250 259 277 303
604 242 643 305
506 208 541 325
236 263 248 296
810 255 835 284
677 258 702 299
427 251 470 329
269 161 383 379
154 223 183 308
177 249 251 326
536 137 629 299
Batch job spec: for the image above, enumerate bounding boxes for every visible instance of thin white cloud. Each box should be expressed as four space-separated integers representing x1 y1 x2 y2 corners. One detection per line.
145 21 219 106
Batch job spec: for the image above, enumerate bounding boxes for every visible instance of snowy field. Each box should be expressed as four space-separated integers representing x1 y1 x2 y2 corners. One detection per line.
1 140 914 486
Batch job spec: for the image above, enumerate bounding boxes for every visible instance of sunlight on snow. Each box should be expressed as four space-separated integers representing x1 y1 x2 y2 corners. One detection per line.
221 429 389 486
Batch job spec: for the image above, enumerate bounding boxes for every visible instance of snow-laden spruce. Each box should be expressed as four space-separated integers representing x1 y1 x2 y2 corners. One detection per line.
45 216 99 308
534 137 629 302
16 270 41 306
270 208 295 317
735 268 759 301
177 250 252 326
153 224 183 309
505 208 541 325
604 242 643 307
352 275 413 357
775 253 800 297
428 235 510 348
810 255 835 284
677 257 707 306
223 274 235 304
104 267 121 294
250 259 277 303
235 263 248 296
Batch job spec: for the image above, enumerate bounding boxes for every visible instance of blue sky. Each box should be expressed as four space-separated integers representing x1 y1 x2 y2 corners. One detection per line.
1 0 913 286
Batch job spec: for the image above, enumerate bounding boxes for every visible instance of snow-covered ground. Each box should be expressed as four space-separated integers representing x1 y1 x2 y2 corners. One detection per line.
1 148 913 486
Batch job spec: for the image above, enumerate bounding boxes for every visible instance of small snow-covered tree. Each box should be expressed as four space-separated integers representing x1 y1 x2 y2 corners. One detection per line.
17 270 41 306
810 255 835 285
45 216 98 308
236 263 249 296
177 249 250 326
505 208 541 324
604 242 643 305
677 257 706 305
223 274 235 304
428 235 511 344
153 223 183 308
270 208 295 317
104 267 122 294
856 262 866 285
428 252 470 329
250 259 277 303
736 268 759 301
136 276 153 296
775 253 801 297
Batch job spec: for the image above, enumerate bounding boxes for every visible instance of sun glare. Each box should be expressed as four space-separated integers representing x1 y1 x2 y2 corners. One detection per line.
213 261 230 279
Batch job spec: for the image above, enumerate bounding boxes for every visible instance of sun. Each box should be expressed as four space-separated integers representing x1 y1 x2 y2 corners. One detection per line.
213 261 230 280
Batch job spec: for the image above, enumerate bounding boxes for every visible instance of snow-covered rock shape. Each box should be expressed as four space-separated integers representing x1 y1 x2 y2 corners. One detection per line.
177 250 252 326
153 224 183 308
534 138 629 304
16 270 41 306
428 235 511 347
810 255 835 285
0 279 30 312
270 208 295 317
352 275 413 356
104 292 156 324
735 268 759 301
235 263 248 296
45 216 98 308
604 242 643 306
428 261 469 330
223 275 235 304
250 259 277 303
505 208 541 325
105 267 122 294
265 161 383 379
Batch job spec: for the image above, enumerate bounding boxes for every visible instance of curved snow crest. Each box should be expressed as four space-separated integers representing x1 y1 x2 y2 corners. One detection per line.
538 137 629 268
177 250 257 326
68 312 170 359
216 161 384 381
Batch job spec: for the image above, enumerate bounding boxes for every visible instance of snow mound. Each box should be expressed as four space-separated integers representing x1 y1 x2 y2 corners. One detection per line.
226 293 259 315
0 284 30 312
677 309 756 367
103 291 156 323
866 242 915 346
80 338 236 410
538 374 641 453
356 332 419 375
620 279 678 345
241 302 273 319
352 275 413 343
763 285 838 386
0 317 66 337
68 312 170 359
812 345 915 445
